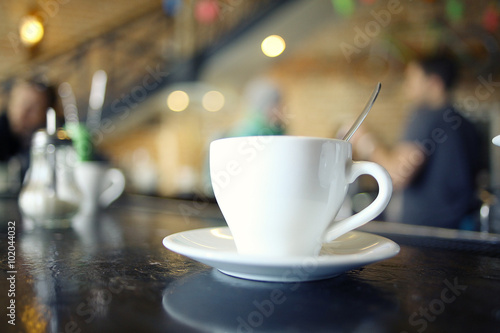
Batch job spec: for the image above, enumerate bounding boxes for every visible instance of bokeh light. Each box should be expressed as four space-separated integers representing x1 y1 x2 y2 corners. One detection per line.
202 90 225 112
162 0 182 16
167 90 190 112
332 0 355 17
261 35 286 58
194 0 219 24
19 15 44 46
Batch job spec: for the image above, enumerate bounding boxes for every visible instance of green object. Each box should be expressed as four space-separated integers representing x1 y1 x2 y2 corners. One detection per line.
228 110 285 138
446 0 464 22
332 0 355 17
65 123 94 161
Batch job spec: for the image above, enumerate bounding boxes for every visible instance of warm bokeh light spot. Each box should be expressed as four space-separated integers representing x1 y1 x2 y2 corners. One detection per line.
167 90 189 112
261 35 286 57
202 90 225 112
20 15 44 46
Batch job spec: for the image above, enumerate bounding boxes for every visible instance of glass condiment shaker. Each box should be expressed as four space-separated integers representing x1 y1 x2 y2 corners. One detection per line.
18 129 82 228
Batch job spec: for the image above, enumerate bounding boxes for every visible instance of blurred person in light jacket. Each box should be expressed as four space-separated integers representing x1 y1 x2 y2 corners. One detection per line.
227 77 286 137
203 77 286 198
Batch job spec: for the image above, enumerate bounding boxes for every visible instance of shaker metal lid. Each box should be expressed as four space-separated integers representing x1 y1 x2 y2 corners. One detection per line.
31 129 72 147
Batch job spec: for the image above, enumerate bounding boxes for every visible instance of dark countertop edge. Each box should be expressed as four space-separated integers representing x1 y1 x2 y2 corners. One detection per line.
111 193 224 219
360 221 500 244
117 194 500 243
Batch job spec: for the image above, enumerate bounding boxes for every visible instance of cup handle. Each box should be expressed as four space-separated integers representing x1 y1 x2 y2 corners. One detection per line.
324 161 392 242
99 168 126 207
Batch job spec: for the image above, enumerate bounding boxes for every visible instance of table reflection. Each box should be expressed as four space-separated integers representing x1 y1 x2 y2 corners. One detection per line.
16 212 127 332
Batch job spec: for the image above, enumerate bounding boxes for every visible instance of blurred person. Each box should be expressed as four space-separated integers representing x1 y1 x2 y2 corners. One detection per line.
350 53 481 230
0 78 57 177
227 77 286 137
202 77 286 198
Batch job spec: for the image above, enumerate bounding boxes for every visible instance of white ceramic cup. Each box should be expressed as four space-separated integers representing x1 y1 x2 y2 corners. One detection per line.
210 136 392 257
74 162 126 216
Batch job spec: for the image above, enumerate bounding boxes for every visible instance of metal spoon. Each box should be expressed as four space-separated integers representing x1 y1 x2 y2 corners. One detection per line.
343 82 381 141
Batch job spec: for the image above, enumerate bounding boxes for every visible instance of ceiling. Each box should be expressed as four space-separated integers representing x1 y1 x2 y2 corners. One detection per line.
2 0 499 129
0 0 282 120
201 0 335 88
0 0 161 81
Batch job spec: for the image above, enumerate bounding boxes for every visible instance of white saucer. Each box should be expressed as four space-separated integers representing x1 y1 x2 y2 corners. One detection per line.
162 227 400 282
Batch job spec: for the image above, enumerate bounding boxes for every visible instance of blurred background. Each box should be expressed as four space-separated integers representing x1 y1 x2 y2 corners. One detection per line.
1 0 500 228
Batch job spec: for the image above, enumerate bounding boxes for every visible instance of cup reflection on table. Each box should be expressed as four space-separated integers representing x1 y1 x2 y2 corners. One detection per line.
162 269 398 332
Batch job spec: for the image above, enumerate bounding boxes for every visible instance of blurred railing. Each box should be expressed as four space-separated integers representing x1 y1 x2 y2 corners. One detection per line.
0 0 292 122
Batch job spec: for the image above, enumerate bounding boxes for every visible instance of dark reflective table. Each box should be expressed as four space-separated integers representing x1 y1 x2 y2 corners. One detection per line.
1 195 500 333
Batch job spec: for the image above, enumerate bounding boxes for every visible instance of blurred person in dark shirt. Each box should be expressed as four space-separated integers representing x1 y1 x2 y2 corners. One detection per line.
0 78 56 160
350 53 481 230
